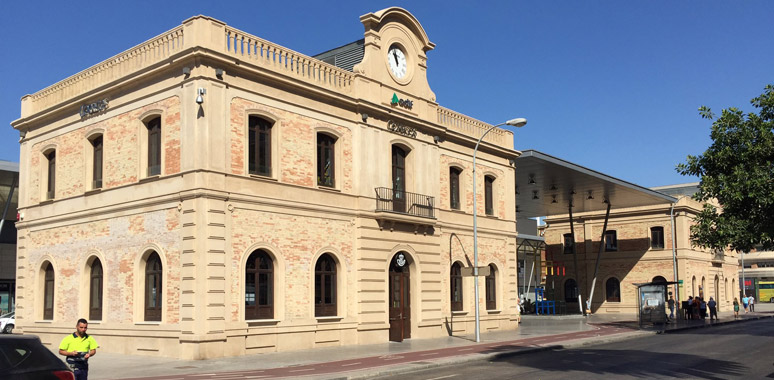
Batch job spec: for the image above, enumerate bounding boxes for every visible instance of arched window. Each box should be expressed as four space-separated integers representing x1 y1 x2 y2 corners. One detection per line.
146 117 161 176
485 264 497 310
249 116 273 176
145 252 162 321
46 150 56 200
246 250 273 320
315 254 336 317
91 135 103 189
484 175 495 215
605 277 620 302
391 145 407 213
89 259 103 321
564 279 578 303
449 167 461 210
652 276 667 283
692 276 697 297
450 262 463 312
317 133 336 187
43 263 55 320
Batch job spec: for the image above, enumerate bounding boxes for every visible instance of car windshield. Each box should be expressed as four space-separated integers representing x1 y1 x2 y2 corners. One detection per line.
0 311 13 319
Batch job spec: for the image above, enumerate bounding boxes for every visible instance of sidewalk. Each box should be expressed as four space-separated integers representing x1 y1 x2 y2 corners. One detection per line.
90 305 773 380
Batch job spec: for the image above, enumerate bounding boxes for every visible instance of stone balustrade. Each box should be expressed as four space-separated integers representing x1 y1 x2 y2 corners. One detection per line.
223 26 353 94
24 26 185 116
437 107 512 148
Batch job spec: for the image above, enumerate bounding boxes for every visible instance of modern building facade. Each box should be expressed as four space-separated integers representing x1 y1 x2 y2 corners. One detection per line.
11 9 522 359
543 183 738 314
0 161 19 315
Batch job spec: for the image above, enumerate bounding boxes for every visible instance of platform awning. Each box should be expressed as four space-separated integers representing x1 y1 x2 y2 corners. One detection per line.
515 150 676 218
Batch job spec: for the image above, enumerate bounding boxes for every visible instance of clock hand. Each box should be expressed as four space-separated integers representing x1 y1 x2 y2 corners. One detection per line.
393 51 399 65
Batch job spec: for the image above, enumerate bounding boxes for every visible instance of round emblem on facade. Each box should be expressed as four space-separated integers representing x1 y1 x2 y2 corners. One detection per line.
396 253 406 267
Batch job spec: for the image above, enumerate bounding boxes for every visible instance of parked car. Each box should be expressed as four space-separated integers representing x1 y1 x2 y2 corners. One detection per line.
0 311 14 334
0 334 73 379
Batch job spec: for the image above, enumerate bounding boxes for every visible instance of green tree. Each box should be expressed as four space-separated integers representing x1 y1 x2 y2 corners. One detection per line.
676 84 774 252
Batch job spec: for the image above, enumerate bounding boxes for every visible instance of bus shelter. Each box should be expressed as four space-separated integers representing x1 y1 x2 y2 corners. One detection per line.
634 281 677 327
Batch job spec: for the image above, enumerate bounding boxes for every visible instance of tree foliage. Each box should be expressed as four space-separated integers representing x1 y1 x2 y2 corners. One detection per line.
676 84 774 252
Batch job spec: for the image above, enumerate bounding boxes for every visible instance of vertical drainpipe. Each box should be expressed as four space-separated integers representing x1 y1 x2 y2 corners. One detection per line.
670 202 680 313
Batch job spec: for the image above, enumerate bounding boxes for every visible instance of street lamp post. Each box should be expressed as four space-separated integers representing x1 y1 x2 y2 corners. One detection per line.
472 117 527 343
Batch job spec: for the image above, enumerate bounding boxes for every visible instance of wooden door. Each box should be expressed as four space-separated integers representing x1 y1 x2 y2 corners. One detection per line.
389 255 410 342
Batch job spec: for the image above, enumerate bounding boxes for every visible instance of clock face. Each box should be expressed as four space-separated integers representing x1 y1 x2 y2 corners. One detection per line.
387 45 407 79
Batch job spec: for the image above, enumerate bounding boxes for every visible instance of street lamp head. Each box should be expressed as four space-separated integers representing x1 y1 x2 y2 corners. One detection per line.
505 118 527 128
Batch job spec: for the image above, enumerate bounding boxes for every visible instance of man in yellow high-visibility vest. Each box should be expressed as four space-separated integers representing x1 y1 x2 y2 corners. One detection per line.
59 318 98 380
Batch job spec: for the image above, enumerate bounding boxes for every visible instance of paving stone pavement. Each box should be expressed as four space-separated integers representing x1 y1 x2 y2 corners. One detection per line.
85 304 773 380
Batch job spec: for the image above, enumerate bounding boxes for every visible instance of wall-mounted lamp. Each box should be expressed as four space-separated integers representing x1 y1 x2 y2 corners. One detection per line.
361 113 368 123
532 190 539 200
19 130 27 139
603 198 610 204
215 68 224 78
551 195 558 204
515 206 520 213
508 158 516 166
587 191 594 200
570 189 576 195
528 175 536 185
515 186 519 195
196 88 206 104
182 67 191 76
549 184 557 191
433 136 442 144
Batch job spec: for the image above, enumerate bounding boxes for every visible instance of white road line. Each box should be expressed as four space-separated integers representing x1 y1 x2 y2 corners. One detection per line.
420 352 440 356
426 375 459 380
457 348 474 351
340 362 361 367
288 368 315 372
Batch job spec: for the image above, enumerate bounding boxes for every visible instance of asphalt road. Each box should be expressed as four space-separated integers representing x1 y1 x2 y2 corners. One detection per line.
370 319 774 380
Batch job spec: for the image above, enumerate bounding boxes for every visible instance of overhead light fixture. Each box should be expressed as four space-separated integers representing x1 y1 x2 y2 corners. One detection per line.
196 88 206 104
505 118 528 127
532 190 539 200
528 175 536 185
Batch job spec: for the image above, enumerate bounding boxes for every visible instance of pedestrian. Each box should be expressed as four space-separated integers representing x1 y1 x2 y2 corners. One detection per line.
708 297 717 320
749 295 755 312
687 296 694 320
733 298 740 319
699 297 707 319
668 295 675 320
692 297 700 320
742 295 749 313
59 318 98 380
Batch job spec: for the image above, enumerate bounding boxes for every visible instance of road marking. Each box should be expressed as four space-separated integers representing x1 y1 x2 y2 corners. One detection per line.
420 352 440 356
426 375 459 380
457 348 474 351
340 362 361 367
288 368 315 372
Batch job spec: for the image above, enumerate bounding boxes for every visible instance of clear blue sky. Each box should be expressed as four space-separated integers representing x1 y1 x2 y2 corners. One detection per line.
2 1 772 187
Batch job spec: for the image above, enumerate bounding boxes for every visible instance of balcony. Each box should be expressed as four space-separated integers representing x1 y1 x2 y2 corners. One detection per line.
374 188 435 231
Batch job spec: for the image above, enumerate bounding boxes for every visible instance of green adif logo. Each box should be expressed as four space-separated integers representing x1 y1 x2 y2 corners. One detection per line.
391 93 413 110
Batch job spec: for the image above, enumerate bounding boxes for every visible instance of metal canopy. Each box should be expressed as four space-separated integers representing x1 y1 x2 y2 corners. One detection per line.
515 150 676 218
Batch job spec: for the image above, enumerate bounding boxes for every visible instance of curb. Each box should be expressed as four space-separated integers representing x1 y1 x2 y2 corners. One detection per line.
662 313 774 333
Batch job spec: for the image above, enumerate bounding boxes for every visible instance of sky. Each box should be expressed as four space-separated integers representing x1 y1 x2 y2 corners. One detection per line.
1 1 772 188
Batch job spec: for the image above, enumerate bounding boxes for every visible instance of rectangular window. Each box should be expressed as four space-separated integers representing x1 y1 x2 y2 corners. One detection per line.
605 230 618 252
650 227 664 249
450 167 461 210
484 176 494 215
317 133 336 187
249 116 272 176
146 118 161 176
92 136 103 189
563 233 574 254
46 151 56 200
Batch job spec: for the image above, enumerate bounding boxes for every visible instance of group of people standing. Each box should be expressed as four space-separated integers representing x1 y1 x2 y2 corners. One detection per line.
685 295 718 320
732 294 755 318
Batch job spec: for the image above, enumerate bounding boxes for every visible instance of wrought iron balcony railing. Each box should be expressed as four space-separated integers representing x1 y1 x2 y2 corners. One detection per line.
375 187 435 219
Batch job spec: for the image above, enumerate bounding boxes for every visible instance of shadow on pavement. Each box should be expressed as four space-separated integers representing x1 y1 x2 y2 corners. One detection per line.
486 347 746 380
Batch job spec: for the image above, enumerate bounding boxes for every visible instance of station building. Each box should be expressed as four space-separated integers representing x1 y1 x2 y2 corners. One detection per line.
538 179 738 315
11 9 522 359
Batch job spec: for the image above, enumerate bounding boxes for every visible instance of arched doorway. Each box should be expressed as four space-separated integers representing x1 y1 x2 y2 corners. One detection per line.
389 252 411 342
714 275 720 310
